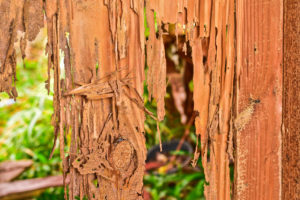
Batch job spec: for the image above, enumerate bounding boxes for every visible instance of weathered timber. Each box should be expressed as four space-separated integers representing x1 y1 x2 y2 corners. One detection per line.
146 1 235 199
52 1 147 199
1 0 298 199
0 0 44 99
282 1 300 199
234 0 283 199
0 0 147 199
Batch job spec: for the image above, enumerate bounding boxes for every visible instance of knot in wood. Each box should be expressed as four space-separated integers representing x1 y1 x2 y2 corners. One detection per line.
111 140 133 171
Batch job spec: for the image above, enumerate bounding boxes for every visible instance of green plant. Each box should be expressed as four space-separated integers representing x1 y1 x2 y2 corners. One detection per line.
144 169 205 200
0 59 63 199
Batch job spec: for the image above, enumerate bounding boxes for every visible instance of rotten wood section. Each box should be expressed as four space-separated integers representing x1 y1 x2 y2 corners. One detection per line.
234 0 283 199
48 0 147 199
1 0 147 199
283 1 300 199
146 0 235 199
0 0 44 100
0 0 236 199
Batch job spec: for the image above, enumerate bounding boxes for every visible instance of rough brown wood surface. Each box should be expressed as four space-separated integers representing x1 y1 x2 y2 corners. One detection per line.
146 1 235 199
0 0 44 99
51 1 147 199
283 1 300 199
1 1 147 199
234 0 283 199
1 0 296 200
0 0 236 199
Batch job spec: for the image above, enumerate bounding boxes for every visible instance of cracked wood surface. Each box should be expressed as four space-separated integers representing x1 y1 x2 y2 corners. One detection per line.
146 1 235 199
0 0 44 99
0 0 236 199
1 0 147 199
56 1 147 199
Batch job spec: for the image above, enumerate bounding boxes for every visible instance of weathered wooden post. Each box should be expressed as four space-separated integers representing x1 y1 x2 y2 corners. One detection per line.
1 0 300 199
1 0 147 199
283 1 300 199
50 1 147 199
234 0 283 199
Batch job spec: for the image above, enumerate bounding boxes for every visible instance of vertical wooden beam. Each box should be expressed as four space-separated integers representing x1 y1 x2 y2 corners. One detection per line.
283 1 300 199
50 0 147 199
235 1 283 199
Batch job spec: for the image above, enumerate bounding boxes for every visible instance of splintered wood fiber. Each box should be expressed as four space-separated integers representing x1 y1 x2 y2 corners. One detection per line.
146 0 235 199
0 0 235 199
51 1 147 199
0 0 44 100
1 0 147 199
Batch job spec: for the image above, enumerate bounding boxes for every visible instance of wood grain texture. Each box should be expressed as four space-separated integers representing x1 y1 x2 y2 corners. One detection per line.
283 1 300 199
146 1 235 199
235 0 283 199
44 1 147 199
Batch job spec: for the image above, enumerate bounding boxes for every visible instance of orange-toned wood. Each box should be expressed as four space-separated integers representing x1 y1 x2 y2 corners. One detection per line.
234 1 283 199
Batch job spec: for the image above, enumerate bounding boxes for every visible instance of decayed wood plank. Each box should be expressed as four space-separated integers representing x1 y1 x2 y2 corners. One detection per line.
235 0 283 199
0 0 44 100
52 1 147 199
146 1 235 199
282 1 300 199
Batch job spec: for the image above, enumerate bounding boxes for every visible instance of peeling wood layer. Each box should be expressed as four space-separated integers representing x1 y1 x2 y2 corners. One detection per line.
0 0 44 99
234 0 282 199
283 1 300 199
145 0 235 199
50 0 147 199
1 0 236 199
1 0 147 199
